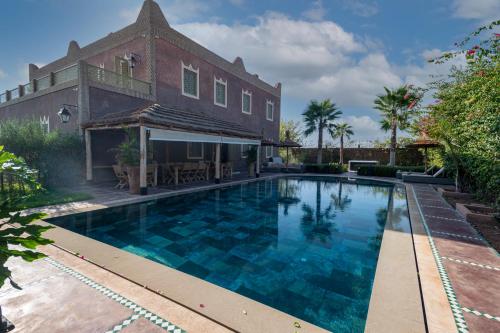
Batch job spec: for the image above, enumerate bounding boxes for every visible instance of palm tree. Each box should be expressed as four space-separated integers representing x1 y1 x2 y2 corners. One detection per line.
332 122 354 165
374 86 419 166
303 99 342 164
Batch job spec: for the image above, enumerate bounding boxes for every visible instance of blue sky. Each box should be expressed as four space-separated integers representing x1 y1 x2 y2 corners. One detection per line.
1 0 498 146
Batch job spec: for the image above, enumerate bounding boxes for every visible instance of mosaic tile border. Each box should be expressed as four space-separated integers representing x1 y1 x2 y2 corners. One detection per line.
411 186 469 333
441 256 500 271
44 257 185 333
462 307 500 322
432 231 482 242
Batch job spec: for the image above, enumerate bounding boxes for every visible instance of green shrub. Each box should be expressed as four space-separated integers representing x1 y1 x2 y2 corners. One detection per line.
357 165 425 177
0 119 84 187
304 163 345 174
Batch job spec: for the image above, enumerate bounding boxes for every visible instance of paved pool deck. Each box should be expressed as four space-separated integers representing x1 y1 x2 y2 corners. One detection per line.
409 184 500 333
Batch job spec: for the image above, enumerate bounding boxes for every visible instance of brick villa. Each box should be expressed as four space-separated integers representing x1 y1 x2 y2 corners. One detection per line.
0 0 281 194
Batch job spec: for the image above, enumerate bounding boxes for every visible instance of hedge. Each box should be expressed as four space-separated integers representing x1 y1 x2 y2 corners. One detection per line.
357 165 425 177
304 163 346 174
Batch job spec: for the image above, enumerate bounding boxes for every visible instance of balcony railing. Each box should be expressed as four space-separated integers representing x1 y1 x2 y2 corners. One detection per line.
87 64 151 95
0 64 78 105
0 62 152 106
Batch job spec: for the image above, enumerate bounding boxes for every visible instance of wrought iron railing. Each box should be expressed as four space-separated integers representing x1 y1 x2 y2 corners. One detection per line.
87 64 152 95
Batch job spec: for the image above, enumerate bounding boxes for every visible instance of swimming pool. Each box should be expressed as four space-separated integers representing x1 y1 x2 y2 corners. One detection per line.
48 177 409 332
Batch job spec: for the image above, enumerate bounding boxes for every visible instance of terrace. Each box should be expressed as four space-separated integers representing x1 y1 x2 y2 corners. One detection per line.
0 62 152 106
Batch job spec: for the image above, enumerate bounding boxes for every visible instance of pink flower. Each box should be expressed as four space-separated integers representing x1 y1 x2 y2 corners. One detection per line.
466 49 475 55
404 94 410 100
408 100 417 110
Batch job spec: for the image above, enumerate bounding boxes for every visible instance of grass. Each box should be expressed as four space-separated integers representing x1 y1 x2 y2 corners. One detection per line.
12 188 93 210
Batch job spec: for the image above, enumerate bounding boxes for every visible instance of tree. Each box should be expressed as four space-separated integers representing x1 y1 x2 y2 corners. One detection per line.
374 86 420 166
279 120 302 144
303 99 342 164
426 21 499 202
0 146 53 290
331 123 354 164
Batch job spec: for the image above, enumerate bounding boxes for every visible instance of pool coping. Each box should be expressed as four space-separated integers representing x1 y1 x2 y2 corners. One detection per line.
37 174 427 333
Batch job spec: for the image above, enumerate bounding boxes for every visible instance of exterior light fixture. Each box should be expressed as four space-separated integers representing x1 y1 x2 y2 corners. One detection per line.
58 104 78 123
125 53 141 68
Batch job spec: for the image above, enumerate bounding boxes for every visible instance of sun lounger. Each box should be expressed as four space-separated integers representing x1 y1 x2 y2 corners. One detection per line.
402 167 454 185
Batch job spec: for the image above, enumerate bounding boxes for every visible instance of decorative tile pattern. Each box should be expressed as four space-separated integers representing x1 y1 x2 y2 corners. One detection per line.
462 307 500 322
441 256 500 271
432 231 482 241
45 258 185 333
411 186 469 333
423 214 466 222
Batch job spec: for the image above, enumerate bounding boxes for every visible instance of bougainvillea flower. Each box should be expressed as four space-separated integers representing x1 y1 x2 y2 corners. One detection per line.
408 100 416 109
466 49 475 55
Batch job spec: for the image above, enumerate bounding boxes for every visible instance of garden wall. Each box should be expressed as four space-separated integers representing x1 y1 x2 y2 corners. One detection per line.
295 148 423 166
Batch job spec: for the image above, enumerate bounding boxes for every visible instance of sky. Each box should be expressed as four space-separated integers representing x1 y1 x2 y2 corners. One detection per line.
0 0 498 146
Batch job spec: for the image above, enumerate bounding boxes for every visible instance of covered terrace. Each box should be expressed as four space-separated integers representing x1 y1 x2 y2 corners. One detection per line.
83 104 270 195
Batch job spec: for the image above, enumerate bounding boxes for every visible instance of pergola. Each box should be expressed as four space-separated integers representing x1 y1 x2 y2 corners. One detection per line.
406 137 441 172
83 103 263 194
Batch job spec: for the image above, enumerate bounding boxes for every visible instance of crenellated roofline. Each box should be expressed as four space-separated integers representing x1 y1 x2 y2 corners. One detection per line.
30 0 281 97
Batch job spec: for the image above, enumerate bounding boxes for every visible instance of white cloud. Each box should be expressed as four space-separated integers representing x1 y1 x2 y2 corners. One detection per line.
343 115 384 141
119 7 140 23
0 68 6 80
421 48 443 61
343 0 379 17
452 0 500 22
302 0 327 21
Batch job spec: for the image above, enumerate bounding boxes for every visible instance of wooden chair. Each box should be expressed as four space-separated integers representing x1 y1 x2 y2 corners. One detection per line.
112 165 128 189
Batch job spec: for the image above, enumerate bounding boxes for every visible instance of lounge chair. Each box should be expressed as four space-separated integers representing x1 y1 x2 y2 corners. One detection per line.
402 167 454 185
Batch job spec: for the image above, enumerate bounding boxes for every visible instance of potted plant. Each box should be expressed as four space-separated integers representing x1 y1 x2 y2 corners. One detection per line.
113 130 140 194
247 146 258 177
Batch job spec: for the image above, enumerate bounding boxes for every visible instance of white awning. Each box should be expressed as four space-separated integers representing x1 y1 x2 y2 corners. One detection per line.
147 128 260 145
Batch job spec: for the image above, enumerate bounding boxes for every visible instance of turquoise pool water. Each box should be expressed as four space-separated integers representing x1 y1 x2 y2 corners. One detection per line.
48 177 409 332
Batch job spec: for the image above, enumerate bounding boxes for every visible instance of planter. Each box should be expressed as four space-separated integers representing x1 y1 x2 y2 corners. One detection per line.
437 187 473 200
456 203 497 225
248 163 255 177
127 166 140 194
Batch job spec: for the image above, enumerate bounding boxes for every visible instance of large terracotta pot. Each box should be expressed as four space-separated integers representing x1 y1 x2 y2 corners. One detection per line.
127 166 140 194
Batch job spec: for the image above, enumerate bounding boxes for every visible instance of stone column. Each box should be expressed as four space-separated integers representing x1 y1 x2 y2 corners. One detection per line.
77 60 90 135
256 145 260 178
215 143 221 184
85 129 93 181
140 126 148 195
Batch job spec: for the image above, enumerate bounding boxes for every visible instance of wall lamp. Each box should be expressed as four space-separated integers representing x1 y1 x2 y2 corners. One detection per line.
58 104 78 123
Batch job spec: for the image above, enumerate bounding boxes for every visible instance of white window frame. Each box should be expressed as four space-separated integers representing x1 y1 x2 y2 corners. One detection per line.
40 116 50 133
187 142 204 159
241 144 248 158
266 100 274 121
214 77 227 108
181 61 199 99
242 89 252 114
266 146 273 158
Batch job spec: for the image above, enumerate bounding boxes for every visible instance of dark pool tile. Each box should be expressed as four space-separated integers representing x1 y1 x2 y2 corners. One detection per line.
178 260 210 278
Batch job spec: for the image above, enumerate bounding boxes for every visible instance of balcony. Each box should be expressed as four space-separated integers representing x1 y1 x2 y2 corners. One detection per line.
0 63 152 106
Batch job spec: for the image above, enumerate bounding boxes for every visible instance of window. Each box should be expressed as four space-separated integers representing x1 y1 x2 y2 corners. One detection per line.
187 142 203 159
182 62 199 99
266 146 273 158
97 63 105 81
214 77 227 107
40 116 50 134
266 100 274 121
242 90 252 114
241 144 248 158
